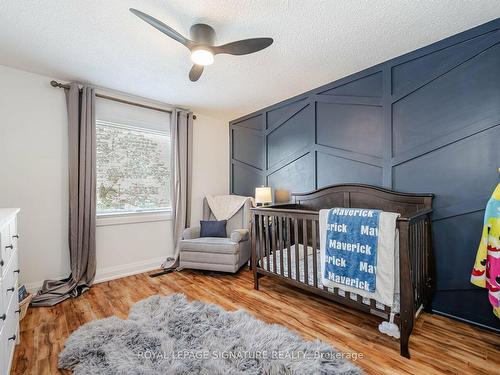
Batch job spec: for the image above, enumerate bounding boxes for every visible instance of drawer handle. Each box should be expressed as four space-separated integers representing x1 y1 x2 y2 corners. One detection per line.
0 260 3 267
5 245 13 250
0 314 5 320
8 335 16 341
14 269 20 274
6 287 14 293
15 309 20 314
12 235 19 239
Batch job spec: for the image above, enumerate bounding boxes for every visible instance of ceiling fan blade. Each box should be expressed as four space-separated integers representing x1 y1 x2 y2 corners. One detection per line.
189 65 204 82
130 8 193 48
213 38 273 55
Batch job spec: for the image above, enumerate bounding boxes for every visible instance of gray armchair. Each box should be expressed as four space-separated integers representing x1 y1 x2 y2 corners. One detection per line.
179 197 252 273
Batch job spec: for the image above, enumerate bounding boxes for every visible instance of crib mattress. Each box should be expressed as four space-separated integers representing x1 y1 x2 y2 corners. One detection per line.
259 246 400 312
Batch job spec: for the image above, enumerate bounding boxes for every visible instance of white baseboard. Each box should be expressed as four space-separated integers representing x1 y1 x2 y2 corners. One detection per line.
24 257 166 294
94 256 165 284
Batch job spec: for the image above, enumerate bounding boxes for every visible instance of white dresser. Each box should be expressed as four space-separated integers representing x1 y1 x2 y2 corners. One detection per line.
0 209 20 375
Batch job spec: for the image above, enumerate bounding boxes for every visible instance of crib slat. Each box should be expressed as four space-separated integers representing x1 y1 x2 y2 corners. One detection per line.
264 215 270 272
409 222 414 299
311 219 318 287
416 220 420 307
411 221 415 306
409 222 413 303
260 215 265 268
415 221 419 305
424 218 430 308
286 216 292 278
294 218 300 282
417 222 420 304
303 219 309 285
271 216 277 273
278 216 284 276
419 220 424 307
423 220 427 304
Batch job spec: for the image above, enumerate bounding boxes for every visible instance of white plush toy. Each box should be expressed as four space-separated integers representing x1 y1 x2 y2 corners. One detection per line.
378 312 400 339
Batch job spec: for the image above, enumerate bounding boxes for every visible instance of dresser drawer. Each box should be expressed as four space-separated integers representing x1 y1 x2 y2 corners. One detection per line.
9 219 17 246
0 279 4 335
1 251 18 315
9 218 18 262
0 222 14 277
0 325 6 375
2 291 18 375
0 224 9 276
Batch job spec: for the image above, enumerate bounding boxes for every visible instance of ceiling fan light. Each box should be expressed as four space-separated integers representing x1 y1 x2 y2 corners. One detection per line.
191 48 214 66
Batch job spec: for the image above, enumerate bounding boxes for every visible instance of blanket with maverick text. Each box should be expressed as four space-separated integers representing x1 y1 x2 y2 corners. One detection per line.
323 208 380 292
320 208 400 309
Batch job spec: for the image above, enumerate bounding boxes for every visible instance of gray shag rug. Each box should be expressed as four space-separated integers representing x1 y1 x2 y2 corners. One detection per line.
59 294 363 374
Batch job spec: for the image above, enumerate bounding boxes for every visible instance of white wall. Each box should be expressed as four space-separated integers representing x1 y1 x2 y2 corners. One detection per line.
95 219 172 283
190 112 230 225
0 64 230 290
0 65 70 289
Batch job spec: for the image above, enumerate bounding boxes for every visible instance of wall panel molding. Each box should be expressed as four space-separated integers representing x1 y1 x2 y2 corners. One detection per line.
316 101 384 158
266 98 309 131
266 146 312 175
267 103 313 168
319 71 383 98
391 29 500 99
231 113 263 131
229 17 500 330
267 152 315 194
231 159 264 174
231 126 264 169
314 144 383 167
314 94 382 106
391 120 500 166
317 151 383 188
392 42 500 156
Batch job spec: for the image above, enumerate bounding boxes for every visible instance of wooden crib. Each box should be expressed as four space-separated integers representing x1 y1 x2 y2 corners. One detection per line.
250 184 434 358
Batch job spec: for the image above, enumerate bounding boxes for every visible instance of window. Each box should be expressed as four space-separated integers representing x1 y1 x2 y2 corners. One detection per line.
95 97 171 216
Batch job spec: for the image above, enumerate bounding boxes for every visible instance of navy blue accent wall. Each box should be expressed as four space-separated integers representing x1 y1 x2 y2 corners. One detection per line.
229 18 500 331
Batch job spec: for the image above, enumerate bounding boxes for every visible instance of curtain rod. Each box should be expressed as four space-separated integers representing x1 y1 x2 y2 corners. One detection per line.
50 80 196 119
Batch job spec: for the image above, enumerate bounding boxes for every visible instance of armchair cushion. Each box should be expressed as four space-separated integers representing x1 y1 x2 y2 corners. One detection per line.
200 220 227 238
230 229 250 243
179 237 238 254
182 227 200 240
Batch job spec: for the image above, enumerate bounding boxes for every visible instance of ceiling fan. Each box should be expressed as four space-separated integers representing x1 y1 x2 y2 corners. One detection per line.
130 8 274 82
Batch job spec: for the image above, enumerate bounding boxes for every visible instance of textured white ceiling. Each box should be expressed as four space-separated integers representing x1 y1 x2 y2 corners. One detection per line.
1 1 499 119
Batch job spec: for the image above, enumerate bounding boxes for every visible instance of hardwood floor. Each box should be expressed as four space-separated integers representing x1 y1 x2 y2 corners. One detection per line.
12 268 500 375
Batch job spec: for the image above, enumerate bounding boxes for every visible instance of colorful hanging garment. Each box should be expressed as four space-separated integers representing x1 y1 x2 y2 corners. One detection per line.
471 183 500 319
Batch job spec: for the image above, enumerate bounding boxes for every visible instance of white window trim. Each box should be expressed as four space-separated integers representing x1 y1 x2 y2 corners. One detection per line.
96 209 172 227
96 120 171 138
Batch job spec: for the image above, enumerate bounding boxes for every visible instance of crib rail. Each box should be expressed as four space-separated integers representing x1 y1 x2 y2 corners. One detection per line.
407 212 434 313
251 206 433 322
252 207 319 284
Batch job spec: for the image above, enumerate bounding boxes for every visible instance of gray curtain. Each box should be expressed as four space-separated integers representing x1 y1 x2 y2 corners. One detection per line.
32 83 97 307
161 109 193 269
